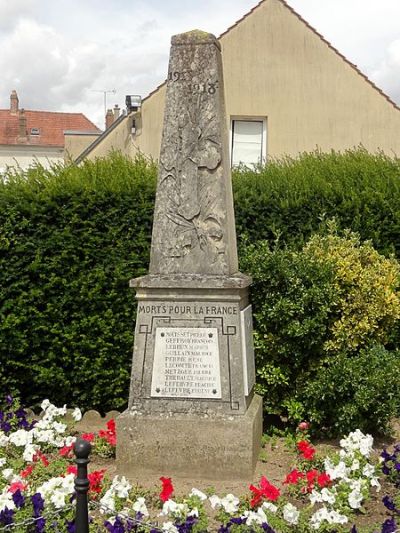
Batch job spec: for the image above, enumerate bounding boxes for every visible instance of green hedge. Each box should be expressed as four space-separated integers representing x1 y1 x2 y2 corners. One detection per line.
0 154 156 411
233 149 400 257
1 148 400 426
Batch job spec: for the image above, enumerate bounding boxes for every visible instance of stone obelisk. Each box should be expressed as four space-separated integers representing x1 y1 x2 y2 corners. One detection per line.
117 30 262 480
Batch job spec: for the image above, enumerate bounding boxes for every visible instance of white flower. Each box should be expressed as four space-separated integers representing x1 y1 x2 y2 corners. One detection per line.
110 476 131 498
350 459 360 471
188 507 199 518
160 500 178 516
362 463 375 478
321 488 336 505
133 497 149 517
72 408 82 421
23 443 39 462
340 429 373 457
329 509 348 525
162 521 178 533
310 506 348 529
323 458 349 481
41 399 51 411
220 494 240 514
53 422 67 434
348 489 363 509
243 508 267 526
370 477 381 491
9 429 32 447
0 458 6 468
309 490 323 506
189 488 207 501
209 495 222 509
50 491 66 508
2 468 14 481
64 436 77 447
0 432 8 447
262 501 278 513
0 490 15 512
283 502 299 525
100 489 115 513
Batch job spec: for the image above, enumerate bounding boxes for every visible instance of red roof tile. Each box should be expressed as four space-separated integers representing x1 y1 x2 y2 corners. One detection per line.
0 108 101 147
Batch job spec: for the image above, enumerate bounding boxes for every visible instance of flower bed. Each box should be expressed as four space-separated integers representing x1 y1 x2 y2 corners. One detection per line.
0 397 399 532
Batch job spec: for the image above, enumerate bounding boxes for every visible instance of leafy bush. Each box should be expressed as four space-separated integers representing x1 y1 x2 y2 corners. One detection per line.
233 148 400 258
297 344 400 436
0 153 157 412
241 229 400 434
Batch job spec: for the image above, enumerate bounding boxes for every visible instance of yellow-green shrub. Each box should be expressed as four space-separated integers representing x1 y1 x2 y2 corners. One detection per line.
304 227 400 354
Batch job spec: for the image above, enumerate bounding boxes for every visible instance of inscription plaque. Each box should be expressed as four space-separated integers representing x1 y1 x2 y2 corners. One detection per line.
151 327 221 399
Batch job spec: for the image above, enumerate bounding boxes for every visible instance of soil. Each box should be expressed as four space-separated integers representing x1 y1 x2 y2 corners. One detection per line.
89 420 400 531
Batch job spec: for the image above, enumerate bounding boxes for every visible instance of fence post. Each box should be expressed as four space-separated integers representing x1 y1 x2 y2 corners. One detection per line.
74 438 91 533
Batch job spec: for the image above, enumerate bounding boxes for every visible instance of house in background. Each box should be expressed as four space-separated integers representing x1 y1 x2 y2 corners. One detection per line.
74 0 400 167
0 90 100 173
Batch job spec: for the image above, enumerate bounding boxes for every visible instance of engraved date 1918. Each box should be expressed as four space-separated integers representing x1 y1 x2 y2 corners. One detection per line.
168 70 218 95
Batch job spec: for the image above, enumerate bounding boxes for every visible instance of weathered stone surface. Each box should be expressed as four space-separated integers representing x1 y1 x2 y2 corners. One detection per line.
118 30 262 480
117 394 263 481
149 30 238 276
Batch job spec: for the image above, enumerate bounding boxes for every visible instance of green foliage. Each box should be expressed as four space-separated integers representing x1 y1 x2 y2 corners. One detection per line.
233 148 400 257
2 148 400 436
297 344 400 436
0 152 157 412
241 229 400 435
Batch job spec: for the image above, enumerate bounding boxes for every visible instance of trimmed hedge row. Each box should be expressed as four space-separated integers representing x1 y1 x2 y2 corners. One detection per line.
0 154 156 411
233 148 400 257
1 149 399 420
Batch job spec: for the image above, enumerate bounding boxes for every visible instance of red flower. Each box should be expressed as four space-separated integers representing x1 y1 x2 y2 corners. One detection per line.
284 469 305 485
33 451 49 467
297 440 316 460
88 469 106 496
317 472 331 488
59 445 74 458
8 481 26 494
67 465 78 475
159 477 174 502
82 433 95 442
249 476 280 507
20 465 34 478
106 419 116 434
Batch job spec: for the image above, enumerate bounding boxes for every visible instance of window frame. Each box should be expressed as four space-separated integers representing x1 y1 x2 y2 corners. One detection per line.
229 116 268 168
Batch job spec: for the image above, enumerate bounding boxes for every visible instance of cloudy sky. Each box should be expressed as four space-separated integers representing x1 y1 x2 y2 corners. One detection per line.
1 0 400 129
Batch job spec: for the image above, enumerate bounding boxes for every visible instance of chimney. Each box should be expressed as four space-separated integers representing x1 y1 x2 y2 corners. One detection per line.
105 108 114 129
10 90 19 115
113 104 120 121
18 109 28 142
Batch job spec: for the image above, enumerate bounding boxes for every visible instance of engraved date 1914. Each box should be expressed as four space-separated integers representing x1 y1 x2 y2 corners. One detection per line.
168 70 218 95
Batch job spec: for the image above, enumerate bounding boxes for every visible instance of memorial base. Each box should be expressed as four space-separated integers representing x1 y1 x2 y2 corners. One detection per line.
116 393 263 481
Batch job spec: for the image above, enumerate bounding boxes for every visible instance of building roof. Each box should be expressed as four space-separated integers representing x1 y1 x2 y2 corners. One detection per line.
219 0 400 112
0 107 101 148
141 0 400 113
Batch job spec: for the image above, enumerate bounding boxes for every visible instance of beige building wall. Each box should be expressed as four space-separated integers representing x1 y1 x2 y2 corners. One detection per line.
64 132 101 162
79 114 137 162
130 0 400 161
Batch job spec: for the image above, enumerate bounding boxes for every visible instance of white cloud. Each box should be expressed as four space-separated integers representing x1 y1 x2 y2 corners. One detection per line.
371 39 400 104
1 0 400 128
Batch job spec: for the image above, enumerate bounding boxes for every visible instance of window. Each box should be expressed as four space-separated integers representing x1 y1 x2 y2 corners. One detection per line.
230 118 267 167
30 128 40 135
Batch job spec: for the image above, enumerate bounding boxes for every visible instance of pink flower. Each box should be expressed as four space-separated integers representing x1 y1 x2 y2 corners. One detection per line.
298 421 310 431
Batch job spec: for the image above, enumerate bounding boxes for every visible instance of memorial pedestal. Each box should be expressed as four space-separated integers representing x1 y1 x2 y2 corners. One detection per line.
116 274 263 480
117 394 262 481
